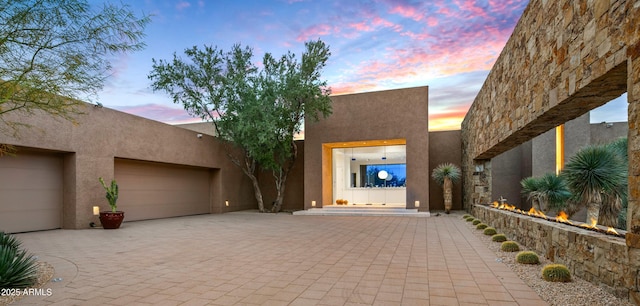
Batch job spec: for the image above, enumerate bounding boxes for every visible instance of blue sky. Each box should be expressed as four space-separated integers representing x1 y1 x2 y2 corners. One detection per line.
94 0 628 131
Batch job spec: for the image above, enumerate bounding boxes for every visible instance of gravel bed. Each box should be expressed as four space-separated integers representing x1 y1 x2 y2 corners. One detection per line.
464 219 634 306
0 262 54 306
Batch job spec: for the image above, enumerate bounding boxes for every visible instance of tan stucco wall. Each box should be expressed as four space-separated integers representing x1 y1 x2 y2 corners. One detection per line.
0 103 255 229
428 130 462 211
304 86 429 211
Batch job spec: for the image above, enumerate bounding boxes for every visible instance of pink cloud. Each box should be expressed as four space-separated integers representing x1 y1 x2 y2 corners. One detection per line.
389 4 423 21
176 1 191 10
296 23 334 41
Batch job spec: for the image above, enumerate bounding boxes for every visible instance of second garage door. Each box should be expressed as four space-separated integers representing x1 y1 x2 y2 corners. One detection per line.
114 159 211 221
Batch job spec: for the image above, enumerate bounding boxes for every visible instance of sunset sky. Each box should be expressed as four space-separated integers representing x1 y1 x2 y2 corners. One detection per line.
96 0 627 131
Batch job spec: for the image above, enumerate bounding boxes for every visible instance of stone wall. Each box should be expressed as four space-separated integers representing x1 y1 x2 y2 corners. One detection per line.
460 0 640 252
472 205 639 303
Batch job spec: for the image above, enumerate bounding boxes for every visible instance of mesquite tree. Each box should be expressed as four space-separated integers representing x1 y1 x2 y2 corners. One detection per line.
149 40 332 212
0 0 150 156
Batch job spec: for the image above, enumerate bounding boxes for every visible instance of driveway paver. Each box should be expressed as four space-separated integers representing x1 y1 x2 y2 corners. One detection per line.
11 211 547 305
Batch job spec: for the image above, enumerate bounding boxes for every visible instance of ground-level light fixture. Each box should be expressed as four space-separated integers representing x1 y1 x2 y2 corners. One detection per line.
311 200 316 207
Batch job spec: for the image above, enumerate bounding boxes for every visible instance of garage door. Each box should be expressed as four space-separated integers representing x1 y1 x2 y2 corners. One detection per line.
0 151 63 233
114 159 210 221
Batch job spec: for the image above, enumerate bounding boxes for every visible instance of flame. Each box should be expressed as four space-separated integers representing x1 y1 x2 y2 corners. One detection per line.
607 227 620 235
503 204 516 211
555 211 573 224
580 218 598 229
492 201 499 208
527 207 548 219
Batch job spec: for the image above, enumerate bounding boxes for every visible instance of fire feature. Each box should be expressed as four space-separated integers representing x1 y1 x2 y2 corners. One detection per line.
485 203 625 238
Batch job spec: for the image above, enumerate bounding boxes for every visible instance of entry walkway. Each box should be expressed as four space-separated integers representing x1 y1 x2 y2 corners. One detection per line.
13 211 546 305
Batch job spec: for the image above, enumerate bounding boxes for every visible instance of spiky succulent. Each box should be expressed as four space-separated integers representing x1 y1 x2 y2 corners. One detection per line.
476 223 488 230
492 234 507 242
516 251 540 264
500 241 520 252
0 245 38 288
483 227 497 235
541 264 571 282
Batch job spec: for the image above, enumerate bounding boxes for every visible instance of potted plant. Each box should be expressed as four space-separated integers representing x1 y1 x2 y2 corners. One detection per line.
431 163 461 214
98 177 124 229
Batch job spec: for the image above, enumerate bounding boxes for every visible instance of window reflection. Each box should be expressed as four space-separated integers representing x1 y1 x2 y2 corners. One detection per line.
332 144 406 205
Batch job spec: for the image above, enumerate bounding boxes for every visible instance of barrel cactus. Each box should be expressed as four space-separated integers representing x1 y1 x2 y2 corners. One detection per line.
516 251 540 264
476 223 488 230
542 264 571 282
483 227 497 235
500 241 520 252
465 217 475 222
492 234 507 242
472 219 481 225
463 214 471 219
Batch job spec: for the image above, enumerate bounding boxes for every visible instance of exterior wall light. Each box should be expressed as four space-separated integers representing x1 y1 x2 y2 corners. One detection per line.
311 200 316 207
414 201 420 208
225 200 229 207
93 206 100 216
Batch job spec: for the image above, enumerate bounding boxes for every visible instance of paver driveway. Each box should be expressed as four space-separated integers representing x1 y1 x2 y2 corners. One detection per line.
12 211 546 305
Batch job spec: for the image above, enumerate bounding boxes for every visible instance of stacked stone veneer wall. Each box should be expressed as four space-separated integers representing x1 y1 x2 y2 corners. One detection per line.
461 0 640 255
472 205 639 302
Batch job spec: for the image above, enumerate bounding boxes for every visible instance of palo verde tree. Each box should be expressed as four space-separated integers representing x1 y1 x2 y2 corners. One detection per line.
0 0 150 155
148 40 332 213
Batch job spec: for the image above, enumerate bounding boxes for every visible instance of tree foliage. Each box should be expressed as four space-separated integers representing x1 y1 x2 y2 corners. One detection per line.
148 40 332 212
0 0 150 155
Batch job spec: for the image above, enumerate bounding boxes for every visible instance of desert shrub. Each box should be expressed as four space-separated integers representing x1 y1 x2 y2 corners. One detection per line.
476 223 488 230
0 232 21 250
516 251 540 264
472 219 481 225
0 245 38 288
492 234 507 242
541 264 571 282
483 227 497 235
500 241 520 252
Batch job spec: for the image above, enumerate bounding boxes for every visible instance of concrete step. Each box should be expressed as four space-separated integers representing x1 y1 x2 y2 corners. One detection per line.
293 207 431 217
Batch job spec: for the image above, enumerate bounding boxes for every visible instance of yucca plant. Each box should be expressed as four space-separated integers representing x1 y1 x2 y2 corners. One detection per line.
537 173 571 212
431 163 461 214
0 245 38 288
0 232 21 250
520 176 542 210
561 145 626 226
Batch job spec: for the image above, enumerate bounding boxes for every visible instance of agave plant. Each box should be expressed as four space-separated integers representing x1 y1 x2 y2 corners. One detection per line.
0 231 22 250
0 243 38 288
431 163 461 213
561 145 626 226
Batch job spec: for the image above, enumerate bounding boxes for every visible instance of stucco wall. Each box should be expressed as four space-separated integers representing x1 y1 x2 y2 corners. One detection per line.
0 103 256 229
304 87 429 210
428 130 462 211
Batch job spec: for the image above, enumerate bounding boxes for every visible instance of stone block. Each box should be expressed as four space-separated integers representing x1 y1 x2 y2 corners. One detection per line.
628 233 640 248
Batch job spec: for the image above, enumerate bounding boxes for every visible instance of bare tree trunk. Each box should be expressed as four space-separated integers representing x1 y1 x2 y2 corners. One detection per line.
271 142 296 213
444 177 453 213
248 173 265 212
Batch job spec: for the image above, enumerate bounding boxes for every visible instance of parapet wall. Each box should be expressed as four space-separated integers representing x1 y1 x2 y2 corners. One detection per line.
472 205 639 303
